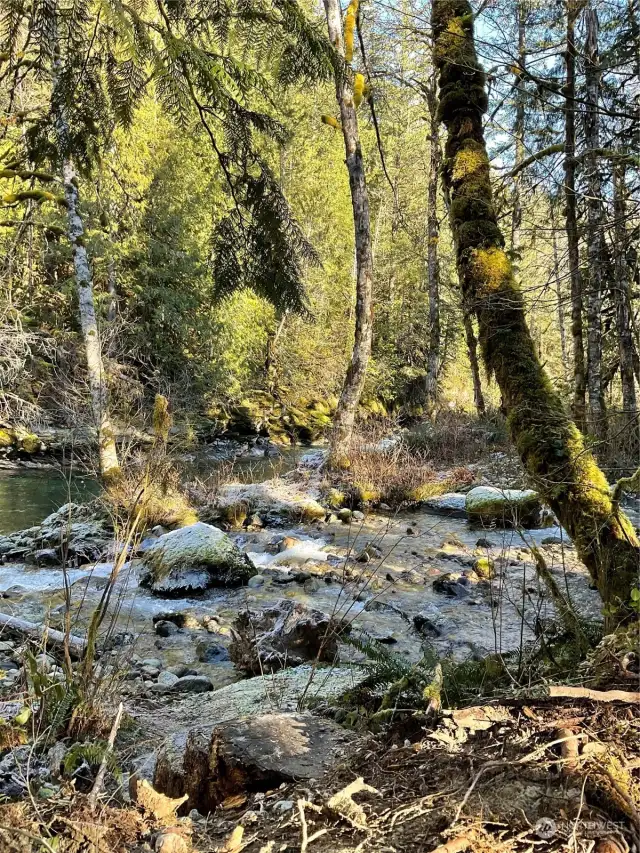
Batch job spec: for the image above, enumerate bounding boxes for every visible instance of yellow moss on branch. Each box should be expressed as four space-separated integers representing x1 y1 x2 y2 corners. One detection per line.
353 73 365 107
321 114 341 130
344 0 359 63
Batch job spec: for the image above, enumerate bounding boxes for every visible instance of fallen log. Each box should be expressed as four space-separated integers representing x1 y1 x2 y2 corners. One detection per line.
0 612 86 658
548 685 640 704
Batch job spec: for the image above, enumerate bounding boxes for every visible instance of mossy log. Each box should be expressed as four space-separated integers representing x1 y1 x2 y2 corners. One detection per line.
432 0 640 620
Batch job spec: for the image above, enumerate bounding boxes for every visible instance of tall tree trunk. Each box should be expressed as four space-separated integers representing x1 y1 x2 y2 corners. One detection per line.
551 207 569 382
425 76 441 409
432 0 639 619
463 310 485 416
52 55 119 479
612 163 638 422
511 1 526 279
61 159 120 479
324 0 374 461
583 4 607 439
564 0 587 430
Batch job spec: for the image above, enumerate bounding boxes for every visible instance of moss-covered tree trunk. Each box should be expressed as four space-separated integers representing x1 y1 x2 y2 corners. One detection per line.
323 0 374 461
431 0 639 620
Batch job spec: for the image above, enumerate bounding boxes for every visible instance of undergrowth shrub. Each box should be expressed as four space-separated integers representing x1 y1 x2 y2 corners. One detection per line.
404 408 509 465
327 420 474 508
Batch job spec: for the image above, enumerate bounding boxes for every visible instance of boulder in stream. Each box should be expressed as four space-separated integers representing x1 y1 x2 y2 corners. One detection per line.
138 522 256 594
229 599 348 674
465 486 542 528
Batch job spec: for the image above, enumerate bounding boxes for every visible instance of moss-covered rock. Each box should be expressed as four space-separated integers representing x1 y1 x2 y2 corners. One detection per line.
465 486 541 528
213 481 326 525
139 522 256 594
0 428 15 448
473 556 495 579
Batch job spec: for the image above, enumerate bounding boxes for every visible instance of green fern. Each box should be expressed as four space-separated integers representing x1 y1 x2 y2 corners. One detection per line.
63 741 122 782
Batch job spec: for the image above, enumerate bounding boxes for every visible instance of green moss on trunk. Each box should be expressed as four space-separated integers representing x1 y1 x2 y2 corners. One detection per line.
432 0 640 621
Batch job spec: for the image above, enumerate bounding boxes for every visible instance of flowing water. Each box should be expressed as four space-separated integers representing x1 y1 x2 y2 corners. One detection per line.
0 450 606 694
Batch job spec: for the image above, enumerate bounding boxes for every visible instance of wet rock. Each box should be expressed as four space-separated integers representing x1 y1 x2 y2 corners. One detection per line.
157 671 180 688
0 503 110 567
167 664 192 678
473 557 496 579
154 713 356 813
355 543 382 563
0 746 49 798
419 492 467 517
153 612 202 630
155 620 179 638
465 487 542 528
34 548 60 567
196 642 230 663
475 538 494 548
229 600 348 674
433 571 483 598
139 522 256 594
172 675 214 694
542 535 564 546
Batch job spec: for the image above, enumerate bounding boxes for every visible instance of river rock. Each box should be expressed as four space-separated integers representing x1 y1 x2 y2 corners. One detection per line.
465 487 542 528
433 570 483 598
214 480 325 525
419 492 467 517
138 522 256 594
155 620 179 637
229 600 348 674
172 675 214 693
0 503 111 566
154 713 355 813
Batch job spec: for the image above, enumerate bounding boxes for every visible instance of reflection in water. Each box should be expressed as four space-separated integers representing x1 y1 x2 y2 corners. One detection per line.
0 468 100 534
0 445 305 535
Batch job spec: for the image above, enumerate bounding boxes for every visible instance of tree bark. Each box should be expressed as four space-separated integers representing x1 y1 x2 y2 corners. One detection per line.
51 51 119 480
432 0 639 619
511 2 526 280
550 207 569 383
463 309 485 416
582 4 607 439
324 0 374 461
612 164 638 421
425 76 441 409
563 0 587 430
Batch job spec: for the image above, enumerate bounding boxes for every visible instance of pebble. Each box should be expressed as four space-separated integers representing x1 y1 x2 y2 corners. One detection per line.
156 671 179 688
273 799 294 813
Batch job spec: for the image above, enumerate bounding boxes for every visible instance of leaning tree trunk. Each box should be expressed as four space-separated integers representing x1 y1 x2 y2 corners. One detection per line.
564 0 587 431
323 0 374 462
425 76 441 409
431 0 639 619
583 4 607 439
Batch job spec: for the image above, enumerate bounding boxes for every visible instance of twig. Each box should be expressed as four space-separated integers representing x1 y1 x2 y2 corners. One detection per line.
548 685 640 703
297 799 328 853
88 701 123 811
429 835 475 853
